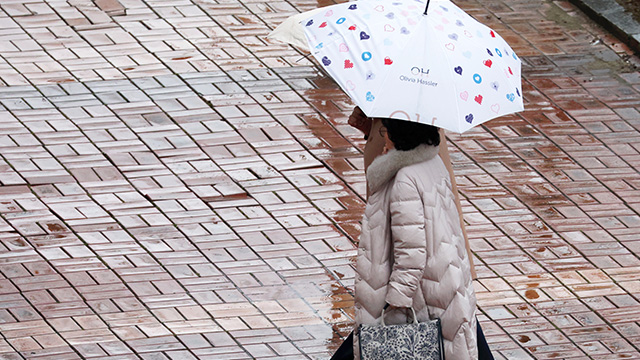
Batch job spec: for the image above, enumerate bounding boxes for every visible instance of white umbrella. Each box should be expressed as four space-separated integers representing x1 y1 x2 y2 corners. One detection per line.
267 8 324 50
272 0 524 133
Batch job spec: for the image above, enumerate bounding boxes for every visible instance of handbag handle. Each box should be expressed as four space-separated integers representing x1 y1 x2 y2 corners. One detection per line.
380 305 418 326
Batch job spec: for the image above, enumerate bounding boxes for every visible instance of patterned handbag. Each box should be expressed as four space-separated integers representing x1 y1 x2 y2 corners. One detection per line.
359 306 444 360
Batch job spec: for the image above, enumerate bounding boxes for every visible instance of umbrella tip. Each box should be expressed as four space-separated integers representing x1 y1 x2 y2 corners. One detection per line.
424 0 431 15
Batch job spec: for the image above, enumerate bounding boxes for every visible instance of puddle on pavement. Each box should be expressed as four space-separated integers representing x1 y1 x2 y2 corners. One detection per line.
517 334 531 343
323 277 354 357
7 238 28 248
236 15 259 24
326 331 344 355
45 223 65 232
525 289 540 300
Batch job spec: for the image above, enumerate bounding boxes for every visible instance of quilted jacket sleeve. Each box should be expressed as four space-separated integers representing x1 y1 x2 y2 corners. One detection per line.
385 177 427 308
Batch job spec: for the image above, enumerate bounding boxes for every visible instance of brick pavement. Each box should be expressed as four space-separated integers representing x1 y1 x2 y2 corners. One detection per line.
0 0 639 359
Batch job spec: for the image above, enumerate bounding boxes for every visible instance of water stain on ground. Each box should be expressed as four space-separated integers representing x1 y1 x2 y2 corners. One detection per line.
525 289 540 299
545 2 584 31
517 334 531 343
325 281 354 355
316 0 337 9
8 239 28 248
46 223 65 232
236 15 258 24
584 57 637 73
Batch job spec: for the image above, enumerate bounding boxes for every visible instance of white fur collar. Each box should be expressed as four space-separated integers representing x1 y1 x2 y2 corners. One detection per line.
366 144 439 193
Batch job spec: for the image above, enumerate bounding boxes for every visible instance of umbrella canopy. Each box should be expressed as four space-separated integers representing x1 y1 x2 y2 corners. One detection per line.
297 0 523 133
267 8 324 49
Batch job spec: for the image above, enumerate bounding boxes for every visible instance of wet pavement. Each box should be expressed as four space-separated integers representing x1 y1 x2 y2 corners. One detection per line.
0 0 639 359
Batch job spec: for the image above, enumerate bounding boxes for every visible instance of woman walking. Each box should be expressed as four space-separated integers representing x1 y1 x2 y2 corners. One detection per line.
353 118 478 359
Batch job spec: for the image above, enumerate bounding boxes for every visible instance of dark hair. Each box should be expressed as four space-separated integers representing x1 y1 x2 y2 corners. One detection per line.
380 118 440 151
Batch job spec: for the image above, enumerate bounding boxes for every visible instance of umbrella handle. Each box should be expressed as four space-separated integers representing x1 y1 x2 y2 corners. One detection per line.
424 0 431 15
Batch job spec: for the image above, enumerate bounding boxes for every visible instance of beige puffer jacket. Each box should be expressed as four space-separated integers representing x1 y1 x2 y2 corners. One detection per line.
354 144 478 360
